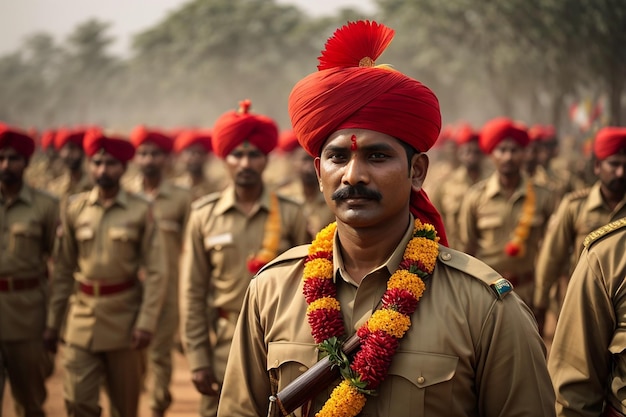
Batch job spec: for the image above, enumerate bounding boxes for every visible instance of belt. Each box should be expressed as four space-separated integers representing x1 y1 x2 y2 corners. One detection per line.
0 276 42 292
78 280 136 296
604 405 626 417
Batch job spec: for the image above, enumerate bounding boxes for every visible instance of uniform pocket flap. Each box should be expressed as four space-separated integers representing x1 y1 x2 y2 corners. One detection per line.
609 329 626 354
10 222 42 237
388 351 458 388
159 220 181 233
109 226 139 242
267 342 318 371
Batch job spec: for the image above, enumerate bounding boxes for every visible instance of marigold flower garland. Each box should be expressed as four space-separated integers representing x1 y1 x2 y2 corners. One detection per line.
303 219 439 417
504 179 536 257
247 192 281 273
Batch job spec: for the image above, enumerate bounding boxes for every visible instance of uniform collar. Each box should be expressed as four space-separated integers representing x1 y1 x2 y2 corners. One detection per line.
0 183 34 206
213 183 271 216
333 214 414 286
86 186 129 208
586 180 626 211
484 171 529 200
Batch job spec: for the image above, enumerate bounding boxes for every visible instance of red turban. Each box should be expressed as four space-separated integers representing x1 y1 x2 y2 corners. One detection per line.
83 129 135 163
528 124 556 142
287 20 447 245
277 130 300 153
479 117 529 154
454 123 479 145
40 129 57 151
594 127 626 160
0 123 35 159
54 128 86 151
130 125 173 154
212 100 278 158
174 129 212 153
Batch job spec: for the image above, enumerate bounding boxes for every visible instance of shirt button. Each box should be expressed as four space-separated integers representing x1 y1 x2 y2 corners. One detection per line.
417 376 425 384
440 252 452 261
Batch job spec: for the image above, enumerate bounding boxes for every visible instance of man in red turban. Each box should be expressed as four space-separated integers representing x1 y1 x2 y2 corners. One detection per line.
219 21 555 417
44 127 167 417
0 123 58 417
179 100 308 417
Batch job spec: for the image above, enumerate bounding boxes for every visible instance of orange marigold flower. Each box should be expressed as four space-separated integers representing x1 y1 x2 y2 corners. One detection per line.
307 296 341 314
304 258 333 280
367 309 411 338
388 270 425 299
315 380 367 417
309 223 336 254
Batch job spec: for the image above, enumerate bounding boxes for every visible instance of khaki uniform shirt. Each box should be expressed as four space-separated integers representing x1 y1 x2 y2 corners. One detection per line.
0 185 58 341
172 173 226 202
533 182 626 309
47 187 166 351
179 184 309 371
217 216 555 417
430 166 490 251
126 178 191 302
548 218 626 416
275 181 335 237
458 173 556 277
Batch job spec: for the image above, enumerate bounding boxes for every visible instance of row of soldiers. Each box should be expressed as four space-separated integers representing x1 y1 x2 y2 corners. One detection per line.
1 107 625 417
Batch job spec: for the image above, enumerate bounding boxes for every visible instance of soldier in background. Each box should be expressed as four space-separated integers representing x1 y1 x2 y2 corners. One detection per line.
44 129 166 417
274 130 334 237
0 124 58 417
25 128 64 190
127 125 191 417
179 100 309 417
173 129 227 201
431 123 490 250
533 127 626 334
458 117 556 305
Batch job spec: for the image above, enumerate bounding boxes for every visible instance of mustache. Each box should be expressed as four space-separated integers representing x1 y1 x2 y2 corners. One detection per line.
331 185 382 201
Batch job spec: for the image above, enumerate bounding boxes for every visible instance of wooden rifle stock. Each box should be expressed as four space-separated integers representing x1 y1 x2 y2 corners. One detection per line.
268 333 361 416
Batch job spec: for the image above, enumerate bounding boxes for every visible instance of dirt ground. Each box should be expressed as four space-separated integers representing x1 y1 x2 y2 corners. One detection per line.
2 348 201 417
2 310 559 417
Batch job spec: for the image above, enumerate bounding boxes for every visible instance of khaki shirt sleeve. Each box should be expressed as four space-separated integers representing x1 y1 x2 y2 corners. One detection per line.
548 246 614 417
457 188 479 255
217 279 269 417
533 198 577 309
179 208 213 371
47 201 80 330
135 207 167 333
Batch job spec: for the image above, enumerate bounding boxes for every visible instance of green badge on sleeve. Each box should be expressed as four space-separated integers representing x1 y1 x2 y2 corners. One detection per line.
490 278 513 299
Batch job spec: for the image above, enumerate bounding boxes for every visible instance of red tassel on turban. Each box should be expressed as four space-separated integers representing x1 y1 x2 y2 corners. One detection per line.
479 117 529 154
287 20 447 245
212 100 278 158
0 123 35 159
84 128 135 163
594 127 626 160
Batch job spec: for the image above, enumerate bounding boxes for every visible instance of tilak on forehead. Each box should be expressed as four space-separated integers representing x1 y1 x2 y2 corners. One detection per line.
351 134 358 150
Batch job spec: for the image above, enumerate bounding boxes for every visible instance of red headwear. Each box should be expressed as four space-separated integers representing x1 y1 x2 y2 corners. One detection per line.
528 124 556 143
173 129 212 153
54 127 86 151
40 129 57 151
0 123 35 159
287 20 447 245
454 123 479 145
130 125 173 154
211 100 278 158
83 128 135 163
277 130 300 153
594 127 626 160
479 117 529 154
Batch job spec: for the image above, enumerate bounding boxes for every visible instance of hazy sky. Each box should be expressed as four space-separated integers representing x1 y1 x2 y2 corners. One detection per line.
0 0 377 56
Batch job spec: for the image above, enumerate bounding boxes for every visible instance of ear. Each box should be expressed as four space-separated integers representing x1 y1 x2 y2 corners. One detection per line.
410 153 429 192
314 157 323 192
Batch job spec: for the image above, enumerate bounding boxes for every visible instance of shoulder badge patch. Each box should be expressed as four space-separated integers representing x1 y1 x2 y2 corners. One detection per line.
583 217 626 249
490 278 514 299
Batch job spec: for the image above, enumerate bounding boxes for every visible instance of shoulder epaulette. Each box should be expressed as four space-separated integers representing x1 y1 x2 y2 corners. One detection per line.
255 245 310 277
563 187 591 202
583 217 626 249
67 191 89 205
191 192 221 210
437 245 513 300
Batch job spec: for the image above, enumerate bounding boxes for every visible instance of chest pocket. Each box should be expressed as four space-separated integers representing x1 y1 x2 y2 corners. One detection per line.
379 351 458 416
267 342 319 396
10 222 42 258
203 234 235 278
109 226 140 260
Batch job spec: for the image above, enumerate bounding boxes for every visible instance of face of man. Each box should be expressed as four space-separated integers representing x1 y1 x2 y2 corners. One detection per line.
457 141 483 171
89 152 126 190
594 152 626 197
490 138 525 177
59 142 85 172
292 147 317 186
134 142 167 178
224 141 267 187
315 128 422 228
0 147 27 186
180 143 208 176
